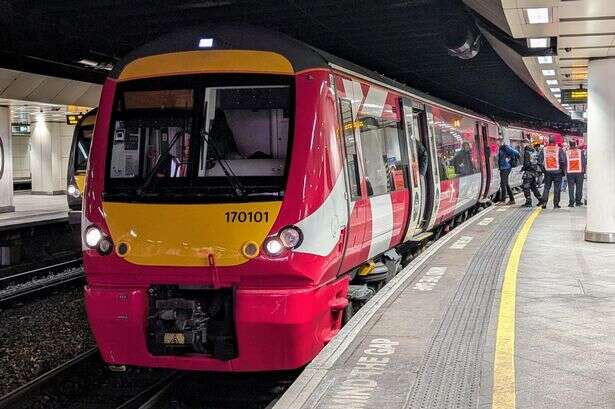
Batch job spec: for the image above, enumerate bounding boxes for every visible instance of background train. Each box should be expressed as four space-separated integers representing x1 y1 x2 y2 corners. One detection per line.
81 25 558 372
66 108 97 224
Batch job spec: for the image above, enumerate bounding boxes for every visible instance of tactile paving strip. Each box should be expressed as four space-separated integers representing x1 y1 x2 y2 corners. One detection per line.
405 207 527 409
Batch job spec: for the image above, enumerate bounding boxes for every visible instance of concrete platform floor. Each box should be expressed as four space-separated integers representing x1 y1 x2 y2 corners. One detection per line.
275 204 615 409
0 192 68 228
516 206 615 408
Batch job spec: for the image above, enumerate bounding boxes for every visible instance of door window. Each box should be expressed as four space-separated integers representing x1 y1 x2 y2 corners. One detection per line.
339 99 362 199
358 113 407 196
432 107 479 179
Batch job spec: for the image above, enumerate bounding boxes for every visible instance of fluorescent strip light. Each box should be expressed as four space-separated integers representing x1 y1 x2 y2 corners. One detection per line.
554 93 561 98
542 69 555 76
198 38 214 48
78 59 98 67
550 87 561 92
546 79 558 85
537 56 553 64
529 38 549 48
527 8 549 24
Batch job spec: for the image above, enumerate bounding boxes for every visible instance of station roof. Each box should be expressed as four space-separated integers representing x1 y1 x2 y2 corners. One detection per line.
0 0 581 132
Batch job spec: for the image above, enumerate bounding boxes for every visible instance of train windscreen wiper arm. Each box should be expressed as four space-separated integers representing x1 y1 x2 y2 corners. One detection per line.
136 130 184 195
200 130 246 197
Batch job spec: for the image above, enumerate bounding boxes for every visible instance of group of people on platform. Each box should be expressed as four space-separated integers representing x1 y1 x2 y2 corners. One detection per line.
497 136 587 208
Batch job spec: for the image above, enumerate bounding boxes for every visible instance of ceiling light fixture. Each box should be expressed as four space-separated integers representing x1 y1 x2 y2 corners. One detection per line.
529 38 549 48
546 79 558 85
78 59 98 67
550 87 561 93
542 69 555 76
198 38 214 48
537 56 553 64
526 8 550 24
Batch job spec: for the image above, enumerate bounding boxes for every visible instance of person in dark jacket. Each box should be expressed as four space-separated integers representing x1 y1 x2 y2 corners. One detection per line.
416 139 428 177
520 140 542 207
538 136 567 208
452 141 476 176
497 139 520 204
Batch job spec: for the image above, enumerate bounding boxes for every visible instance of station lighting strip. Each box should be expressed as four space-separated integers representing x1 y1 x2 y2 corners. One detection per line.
522 7 576 116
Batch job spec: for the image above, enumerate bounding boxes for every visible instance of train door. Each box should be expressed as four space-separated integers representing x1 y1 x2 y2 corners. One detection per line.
480 124 491 199
418 106 441 231
337 98 369 272
400 98 423 238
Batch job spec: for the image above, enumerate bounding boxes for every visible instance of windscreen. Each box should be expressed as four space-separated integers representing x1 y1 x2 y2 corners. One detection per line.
106 75 292 201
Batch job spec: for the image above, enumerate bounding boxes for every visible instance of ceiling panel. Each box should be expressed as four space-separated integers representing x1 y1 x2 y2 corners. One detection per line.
559 34 615 47
1 73 46 100
560 20 615 35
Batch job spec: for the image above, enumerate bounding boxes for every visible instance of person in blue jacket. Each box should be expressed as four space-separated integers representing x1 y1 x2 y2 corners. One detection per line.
497 139 520 204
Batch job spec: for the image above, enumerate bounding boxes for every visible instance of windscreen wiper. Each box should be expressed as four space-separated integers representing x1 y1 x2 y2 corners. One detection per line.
200 130 246 197
136 130 184 195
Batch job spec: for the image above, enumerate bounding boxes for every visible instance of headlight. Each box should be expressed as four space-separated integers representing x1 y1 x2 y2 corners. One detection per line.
67 184 81 198
264 237 284 256
279 226 303 249
85 226 103 248
84 225 114 255
263 226 303 257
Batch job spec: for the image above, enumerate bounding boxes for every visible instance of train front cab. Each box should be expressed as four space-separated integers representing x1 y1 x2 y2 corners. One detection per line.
67 108 96 225
82 49 360 371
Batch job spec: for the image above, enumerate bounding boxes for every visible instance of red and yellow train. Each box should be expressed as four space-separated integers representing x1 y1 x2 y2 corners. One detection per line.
83 25 552 371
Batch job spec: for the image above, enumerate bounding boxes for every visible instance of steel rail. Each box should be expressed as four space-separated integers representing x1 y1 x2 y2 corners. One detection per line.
0 258 82 287
0 347 99 409
115 372 183 409
0 259 84 305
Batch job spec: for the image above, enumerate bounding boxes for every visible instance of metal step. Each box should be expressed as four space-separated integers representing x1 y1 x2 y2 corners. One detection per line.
409 231 434 242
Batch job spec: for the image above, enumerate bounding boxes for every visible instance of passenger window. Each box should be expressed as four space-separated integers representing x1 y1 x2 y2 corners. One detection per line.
339 99 361 199
358 114 407 196
432 107 480 180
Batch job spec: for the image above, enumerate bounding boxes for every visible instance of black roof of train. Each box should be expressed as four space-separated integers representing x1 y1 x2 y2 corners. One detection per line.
111 25 492 122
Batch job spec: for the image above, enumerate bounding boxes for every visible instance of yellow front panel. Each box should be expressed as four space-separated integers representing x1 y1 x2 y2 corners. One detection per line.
118 50 294 81
74 173 86 193
103 201 282 267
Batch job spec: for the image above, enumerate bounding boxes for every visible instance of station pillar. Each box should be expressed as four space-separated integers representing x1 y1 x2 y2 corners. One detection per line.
30 116 73 195
0 106 14 213
585 58 615 243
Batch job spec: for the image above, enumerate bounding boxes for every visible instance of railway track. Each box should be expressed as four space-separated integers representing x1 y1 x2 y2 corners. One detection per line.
0 347 99 409
0 258 83 304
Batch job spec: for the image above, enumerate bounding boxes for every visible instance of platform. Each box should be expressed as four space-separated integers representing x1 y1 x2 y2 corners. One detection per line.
275 204 615 409
0 193 68 230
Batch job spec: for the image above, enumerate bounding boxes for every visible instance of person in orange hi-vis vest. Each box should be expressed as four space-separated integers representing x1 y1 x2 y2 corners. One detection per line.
537 136 567 208
565 140 586 207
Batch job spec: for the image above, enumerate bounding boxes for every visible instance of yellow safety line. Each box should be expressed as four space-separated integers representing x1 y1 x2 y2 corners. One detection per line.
492 207 542 408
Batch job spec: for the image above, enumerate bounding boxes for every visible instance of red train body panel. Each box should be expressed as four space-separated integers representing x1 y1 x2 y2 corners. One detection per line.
82 26 520 372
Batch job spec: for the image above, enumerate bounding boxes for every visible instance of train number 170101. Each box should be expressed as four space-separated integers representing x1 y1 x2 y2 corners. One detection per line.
225 211 269 223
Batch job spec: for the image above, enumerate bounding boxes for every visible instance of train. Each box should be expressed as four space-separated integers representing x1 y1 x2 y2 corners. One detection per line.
82 25 556 372
66 108 97 224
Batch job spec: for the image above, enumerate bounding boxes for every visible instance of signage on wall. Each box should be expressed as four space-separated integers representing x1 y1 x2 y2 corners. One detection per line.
561 88 587 104
66 113 84 125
